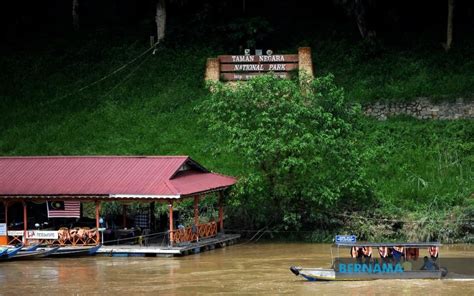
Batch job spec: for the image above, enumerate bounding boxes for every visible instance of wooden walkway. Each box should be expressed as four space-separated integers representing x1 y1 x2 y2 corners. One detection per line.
97 234 240 257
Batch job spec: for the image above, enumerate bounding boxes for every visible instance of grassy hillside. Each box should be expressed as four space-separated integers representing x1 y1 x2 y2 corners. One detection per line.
0 29 472 240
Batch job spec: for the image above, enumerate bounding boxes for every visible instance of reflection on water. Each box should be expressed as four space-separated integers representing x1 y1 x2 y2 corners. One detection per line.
0 244 472 295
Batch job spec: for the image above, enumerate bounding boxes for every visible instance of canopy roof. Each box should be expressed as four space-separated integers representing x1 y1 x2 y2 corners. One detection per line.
0 156 236 200
335 242 442 248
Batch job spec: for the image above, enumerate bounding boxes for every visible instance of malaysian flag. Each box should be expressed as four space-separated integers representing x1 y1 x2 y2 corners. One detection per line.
47 201 81 218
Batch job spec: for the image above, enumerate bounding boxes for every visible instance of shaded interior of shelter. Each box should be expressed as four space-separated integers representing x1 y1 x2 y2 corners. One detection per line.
1 199 221 246
0 156 237 248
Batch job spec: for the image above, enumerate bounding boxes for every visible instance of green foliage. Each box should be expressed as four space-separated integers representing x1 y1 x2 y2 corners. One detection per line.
0 28 472 241
199 75 372 230
362 118 473 212
310 36 474 103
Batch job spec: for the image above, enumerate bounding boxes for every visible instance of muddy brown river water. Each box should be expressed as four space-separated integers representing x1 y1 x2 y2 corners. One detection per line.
0 243 473 295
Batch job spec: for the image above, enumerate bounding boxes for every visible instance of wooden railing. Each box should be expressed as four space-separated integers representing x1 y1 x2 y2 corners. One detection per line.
8 228 100 246
172 221 218 244
7 232 23 245
51 227 99 246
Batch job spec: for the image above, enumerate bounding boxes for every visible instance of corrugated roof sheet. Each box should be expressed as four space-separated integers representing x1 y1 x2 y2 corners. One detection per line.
0 156 236 199
170 171 236 196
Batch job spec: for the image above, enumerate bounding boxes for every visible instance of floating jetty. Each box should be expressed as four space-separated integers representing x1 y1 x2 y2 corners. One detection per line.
97 234 240 257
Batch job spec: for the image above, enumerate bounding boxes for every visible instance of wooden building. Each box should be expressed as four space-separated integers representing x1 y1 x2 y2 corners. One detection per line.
0 156 236 249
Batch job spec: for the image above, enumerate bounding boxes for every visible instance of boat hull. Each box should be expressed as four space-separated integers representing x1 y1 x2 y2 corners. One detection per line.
46 245 101 257
291 266 443 281
7 247 60 260
0 246 23 260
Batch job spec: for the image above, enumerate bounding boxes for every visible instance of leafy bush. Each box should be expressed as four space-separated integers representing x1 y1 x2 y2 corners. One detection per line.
199 74 372 230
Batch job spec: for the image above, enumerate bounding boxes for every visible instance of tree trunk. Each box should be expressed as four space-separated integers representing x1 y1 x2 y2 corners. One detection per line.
155 0 166 43
444 0 455 52
354 0 375 41
354 0 368 39
72 0 79 31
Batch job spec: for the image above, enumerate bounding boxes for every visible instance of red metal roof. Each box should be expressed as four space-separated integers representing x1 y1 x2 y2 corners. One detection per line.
170 171 236 196
0 156 236 199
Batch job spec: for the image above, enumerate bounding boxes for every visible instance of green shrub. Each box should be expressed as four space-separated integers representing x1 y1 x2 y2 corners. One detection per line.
199 74 372 230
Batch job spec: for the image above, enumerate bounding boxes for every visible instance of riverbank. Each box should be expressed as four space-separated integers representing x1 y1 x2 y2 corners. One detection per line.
0 28 472 242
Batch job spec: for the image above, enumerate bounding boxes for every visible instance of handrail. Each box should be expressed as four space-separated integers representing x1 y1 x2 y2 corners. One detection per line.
171 221 218 244
9 228 100 246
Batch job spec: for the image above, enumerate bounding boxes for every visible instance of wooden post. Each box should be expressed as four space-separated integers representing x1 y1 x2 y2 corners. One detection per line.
122 204 127 228
218 191 224 233
0 201 8 245
298 47 314 92
4 201 7 225
150 202 155 232
22 201 28 245
298 47 314 79
194 195 199 226
150 36 155 48
205 58 220 82
95 200 100 244
169 202 174 246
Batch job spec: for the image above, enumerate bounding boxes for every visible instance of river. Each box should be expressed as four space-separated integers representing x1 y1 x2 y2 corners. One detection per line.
0 243 473 295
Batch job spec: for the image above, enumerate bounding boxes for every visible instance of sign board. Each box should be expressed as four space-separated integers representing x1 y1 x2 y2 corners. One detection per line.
335 235 357 243
26 230 58 240
8 230 24 236
218 54 299 82
0 223 6 236
205 47 313 83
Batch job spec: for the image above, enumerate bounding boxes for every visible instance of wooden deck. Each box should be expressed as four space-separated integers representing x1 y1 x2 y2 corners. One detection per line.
97 234 240 257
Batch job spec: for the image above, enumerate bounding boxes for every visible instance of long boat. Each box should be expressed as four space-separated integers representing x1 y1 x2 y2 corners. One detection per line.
0 248 8 257
21 244 40 252
45 244 101 257
290 240 447 281
7 247 60 260
0 246 23 260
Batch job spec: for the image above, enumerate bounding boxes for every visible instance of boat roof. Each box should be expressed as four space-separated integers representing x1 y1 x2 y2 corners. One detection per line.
334 242 441 248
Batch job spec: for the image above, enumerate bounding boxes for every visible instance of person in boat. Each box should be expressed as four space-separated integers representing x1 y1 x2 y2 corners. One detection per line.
378 246 391 263
429 246 439 259
351 246 363 257
351 246 367 258
392 246 405 263
362 246 372 264
362 247 372 258
420 256 439 271
351 246 363 264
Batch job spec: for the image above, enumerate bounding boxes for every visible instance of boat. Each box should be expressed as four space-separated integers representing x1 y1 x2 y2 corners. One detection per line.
0 246 23 260
290 238 447 281
0 248 8 257
21 244 40 252
45 244 102 257
7 247 60 260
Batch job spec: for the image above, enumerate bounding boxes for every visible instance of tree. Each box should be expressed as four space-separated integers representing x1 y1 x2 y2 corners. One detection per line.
155 0 166 43
335 0 376 41
443 0 455 52
199 75 372 230
72 0 79 31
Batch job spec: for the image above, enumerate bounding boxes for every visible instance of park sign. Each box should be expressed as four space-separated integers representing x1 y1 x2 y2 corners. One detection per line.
205 47 314 82
218 54 298 81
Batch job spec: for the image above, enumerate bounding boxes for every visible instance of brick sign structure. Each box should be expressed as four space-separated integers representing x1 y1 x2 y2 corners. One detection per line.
205 47 314 82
